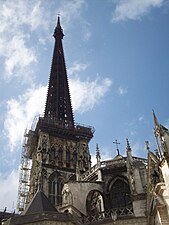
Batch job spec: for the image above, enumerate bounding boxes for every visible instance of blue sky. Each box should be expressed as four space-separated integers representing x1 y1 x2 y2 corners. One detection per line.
0 0 169 210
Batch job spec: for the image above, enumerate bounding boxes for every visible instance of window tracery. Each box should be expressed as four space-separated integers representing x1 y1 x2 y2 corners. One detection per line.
109 178 132 209
86 190 104 215
48 172 64 206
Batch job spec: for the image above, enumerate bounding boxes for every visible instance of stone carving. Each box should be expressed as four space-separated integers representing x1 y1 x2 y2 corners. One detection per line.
62 188 72 205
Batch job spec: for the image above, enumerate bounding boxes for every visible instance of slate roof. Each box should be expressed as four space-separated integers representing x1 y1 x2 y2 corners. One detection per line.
23 190 57 215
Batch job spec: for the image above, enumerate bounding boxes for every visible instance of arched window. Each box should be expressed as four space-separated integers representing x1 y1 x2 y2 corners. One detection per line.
109 178 132 209
50 146 55 160
86 190 104 215
58 147 63 161
48 172 64 206
66 148 70 167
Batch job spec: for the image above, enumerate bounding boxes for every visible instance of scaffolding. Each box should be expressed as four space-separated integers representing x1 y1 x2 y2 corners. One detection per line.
17 129 32 213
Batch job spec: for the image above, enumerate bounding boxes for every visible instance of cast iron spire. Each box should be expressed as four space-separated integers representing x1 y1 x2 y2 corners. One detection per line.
44 16 74 128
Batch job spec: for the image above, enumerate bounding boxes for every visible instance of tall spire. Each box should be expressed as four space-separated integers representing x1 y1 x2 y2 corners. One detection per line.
44 16 74 128
152 110 159 129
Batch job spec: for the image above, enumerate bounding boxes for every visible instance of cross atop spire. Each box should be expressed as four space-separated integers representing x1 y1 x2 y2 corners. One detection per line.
44 17 74 128
113 139 120 155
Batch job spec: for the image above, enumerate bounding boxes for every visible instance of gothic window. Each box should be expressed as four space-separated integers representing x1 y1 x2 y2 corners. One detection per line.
66 148 70 167
109 178 132 209
48 172 64 206
66 148 70 162
58 146 63 161
42 169 47 188
72 150 77 165
50 146 55 160
42 135 47 152
86 190 104 215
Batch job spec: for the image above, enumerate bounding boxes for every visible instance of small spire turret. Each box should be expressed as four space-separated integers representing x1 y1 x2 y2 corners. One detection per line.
126 138 131 151
96 144 101 166
126 138 133 165
152 110 160 129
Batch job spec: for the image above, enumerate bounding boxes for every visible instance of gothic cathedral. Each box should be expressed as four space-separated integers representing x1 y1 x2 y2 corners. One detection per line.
3 17 169 225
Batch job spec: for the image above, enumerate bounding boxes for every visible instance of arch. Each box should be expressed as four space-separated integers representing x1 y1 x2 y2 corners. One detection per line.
108 176 132 209
48 171 64 206
86 190 104 215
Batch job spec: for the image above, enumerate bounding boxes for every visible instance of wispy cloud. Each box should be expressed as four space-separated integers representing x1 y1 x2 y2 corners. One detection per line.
68 62 89 75
70 77 112 113
0 0 48 81
58 0 85 24
58 0 91 41
1 34 37 80
117 85 128 96
91 145 113 166
130 141 147 157
112 0 165 22
3 75 112 149
125 115 146 138
4 86 47 150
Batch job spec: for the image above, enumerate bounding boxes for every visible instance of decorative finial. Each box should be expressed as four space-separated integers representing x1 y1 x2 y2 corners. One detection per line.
96 144 101 166
126 138 130 148
145 141 150 151
113 139 120 155
126 138 132 151
53 15 64 39
152 110 159 128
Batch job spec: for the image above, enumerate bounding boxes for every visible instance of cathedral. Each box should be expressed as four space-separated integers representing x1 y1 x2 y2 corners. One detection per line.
2 17 169 225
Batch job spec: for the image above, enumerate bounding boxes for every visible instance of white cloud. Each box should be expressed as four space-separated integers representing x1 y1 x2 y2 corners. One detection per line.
4 75 112 149
0 0 48 81
139 115 144 121
58 0 85 26
0 170 19 210
91 145 113 166
70 77 112 113
58 0 91 41
68 62 89 75
118 85 128 96
131 141 146 157
4 86 47 150
112 0 165 22
2 34 37 79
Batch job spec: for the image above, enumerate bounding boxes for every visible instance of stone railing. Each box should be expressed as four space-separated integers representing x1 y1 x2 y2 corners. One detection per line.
83 207 134 224
79 158 127 181
132 157 147 165
79 156 146 182
79 164 99 181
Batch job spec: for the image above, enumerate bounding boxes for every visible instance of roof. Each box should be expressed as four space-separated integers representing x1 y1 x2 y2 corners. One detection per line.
23 190 57 215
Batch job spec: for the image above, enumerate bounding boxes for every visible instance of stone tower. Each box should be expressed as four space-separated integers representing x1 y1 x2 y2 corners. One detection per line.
25 17 94 209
